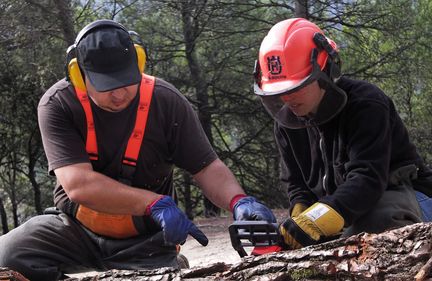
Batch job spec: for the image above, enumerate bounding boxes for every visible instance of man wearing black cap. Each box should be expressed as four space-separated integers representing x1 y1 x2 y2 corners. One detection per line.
0 20 276 281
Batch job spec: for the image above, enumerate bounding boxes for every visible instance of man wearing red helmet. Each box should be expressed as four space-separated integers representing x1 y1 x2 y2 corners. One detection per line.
254 18 432 249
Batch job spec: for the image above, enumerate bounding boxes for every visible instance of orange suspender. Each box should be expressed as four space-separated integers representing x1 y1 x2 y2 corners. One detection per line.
74 88 98 160
74 74 155 166
123 75 155 166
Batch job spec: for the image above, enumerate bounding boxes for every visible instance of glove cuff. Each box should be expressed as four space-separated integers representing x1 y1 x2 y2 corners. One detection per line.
144 195 165 216
280 218 317 247
229 194 247 212
290 203 308 218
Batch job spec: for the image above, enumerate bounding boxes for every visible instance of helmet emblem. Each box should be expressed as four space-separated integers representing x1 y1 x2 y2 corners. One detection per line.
267 56 282 75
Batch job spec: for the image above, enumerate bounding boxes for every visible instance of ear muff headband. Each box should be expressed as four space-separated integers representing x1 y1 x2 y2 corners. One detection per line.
65 20 146 91
74 20 128 46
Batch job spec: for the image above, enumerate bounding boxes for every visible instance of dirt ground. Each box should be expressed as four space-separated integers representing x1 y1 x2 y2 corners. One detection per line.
182 209 289 267
70 209 289 279
180 213 241 267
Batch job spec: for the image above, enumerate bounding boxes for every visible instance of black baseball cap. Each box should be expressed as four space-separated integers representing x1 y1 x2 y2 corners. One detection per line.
76 26 141 92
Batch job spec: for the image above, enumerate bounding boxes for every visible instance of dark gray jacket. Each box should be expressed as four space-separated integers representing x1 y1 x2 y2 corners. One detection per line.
275 77 425 224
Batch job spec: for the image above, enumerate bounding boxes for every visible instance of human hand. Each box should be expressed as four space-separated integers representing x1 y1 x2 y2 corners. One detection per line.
279 202 344 249
232 195 276 223
146 196 208 246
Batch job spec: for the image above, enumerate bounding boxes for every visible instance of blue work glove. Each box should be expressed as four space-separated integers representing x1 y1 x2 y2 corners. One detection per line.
146 196 208 246
232 195 276 223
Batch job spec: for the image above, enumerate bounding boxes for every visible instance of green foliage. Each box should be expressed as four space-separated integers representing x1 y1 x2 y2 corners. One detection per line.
335 0 432 162
1 0 431 227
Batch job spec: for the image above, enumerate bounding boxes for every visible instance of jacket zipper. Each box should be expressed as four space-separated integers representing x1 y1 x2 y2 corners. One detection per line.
319 131 329 195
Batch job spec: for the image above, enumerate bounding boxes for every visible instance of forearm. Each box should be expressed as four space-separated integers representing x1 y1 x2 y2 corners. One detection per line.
55 163 161 216
193 158 245 211
72 172 160 215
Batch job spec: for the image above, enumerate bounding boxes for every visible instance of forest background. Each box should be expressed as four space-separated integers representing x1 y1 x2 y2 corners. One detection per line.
0 0 431 234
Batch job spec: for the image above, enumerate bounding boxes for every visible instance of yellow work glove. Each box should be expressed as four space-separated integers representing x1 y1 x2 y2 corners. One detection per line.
290 203 308 218
279 202 344 249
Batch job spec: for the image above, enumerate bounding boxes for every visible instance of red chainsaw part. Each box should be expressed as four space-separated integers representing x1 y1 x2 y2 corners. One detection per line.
251 245 282 256
229 220 281 257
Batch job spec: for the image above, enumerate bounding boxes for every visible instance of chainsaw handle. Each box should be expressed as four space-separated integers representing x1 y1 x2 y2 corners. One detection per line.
229 220 281 258
229 223 248 257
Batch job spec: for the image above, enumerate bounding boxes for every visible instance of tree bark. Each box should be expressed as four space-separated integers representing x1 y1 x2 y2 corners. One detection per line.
0 267 28 281
218 222 432 280
49 222 432 280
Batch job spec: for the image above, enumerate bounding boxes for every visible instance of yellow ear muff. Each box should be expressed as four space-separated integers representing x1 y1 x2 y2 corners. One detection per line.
68 58 86 91
134 44 146 74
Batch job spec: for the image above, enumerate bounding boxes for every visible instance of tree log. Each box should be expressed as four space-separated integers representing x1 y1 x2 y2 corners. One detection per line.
0 267 29 281
3 222 432 280
217 222 432 281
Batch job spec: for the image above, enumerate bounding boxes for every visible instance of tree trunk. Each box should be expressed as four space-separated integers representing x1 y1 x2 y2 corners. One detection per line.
28 174 42 215
218 222 432 280
180 0 220 217
295 0 309 18
182 171 193 220
27 128 43 214
0 268 28 281
0 197 9 234
54 0 76 45
42 222 432 280
10 159 19 228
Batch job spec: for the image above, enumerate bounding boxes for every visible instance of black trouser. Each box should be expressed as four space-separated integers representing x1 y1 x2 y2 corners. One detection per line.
342 165 422 237
0 213 177 281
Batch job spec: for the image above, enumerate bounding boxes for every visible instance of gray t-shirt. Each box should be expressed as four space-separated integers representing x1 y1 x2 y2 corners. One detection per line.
38 77 217 212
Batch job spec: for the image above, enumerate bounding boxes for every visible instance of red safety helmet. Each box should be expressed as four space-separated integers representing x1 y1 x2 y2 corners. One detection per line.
254 18 340 96
254 18 346 129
